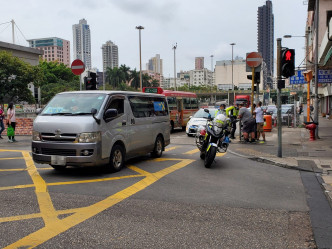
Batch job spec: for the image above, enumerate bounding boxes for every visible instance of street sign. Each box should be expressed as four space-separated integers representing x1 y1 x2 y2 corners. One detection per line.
246 52 263 68
290 70 306 84
290 69 332 84
71 59 85 75
318 69 332 83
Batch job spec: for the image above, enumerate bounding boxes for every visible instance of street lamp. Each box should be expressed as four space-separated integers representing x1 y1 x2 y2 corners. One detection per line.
136 25 144 91
172 43 177 90
230 43 236 104
283 35 306 38
210 55 214 90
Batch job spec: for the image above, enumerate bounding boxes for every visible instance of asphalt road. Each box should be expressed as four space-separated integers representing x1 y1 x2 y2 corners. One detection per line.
0 132 319 248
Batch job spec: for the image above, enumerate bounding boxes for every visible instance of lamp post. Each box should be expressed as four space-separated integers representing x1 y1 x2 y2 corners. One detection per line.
136 25 144 91
210 55 214 91
172 43 177 90
230 43 236 104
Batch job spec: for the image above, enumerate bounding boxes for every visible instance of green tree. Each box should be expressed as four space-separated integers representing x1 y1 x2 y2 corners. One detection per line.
105 67 126 88
0 51 42 103
130 69 140 90
119 64 131 83
37 60 79 104
142 73 152 88
151 79 160 87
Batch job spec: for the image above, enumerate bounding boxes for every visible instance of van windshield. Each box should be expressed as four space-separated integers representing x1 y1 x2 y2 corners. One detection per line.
41 93 106 115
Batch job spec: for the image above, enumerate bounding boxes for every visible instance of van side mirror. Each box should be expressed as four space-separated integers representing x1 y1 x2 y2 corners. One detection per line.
36 108 43 115
91 108 97 115
104 109 118 122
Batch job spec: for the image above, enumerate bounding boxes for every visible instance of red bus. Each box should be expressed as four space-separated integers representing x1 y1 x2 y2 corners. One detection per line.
235 95 251 108
143 87 199 131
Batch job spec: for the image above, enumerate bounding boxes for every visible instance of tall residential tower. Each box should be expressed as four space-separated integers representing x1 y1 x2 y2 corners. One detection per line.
72 19 91 69
257 0 274 89
102 40 119 72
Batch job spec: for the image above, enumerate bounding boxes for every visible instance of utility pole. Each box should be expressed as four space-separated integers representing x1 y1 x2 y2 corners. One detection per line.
314 0 319 138
173 43 177 90
277 38 282 158
11 19 15 44
136 25 144 91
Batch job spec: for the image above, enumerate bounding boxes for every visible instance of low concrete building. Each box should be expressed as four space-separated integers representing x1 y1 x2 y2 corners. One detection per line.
0 41 43 66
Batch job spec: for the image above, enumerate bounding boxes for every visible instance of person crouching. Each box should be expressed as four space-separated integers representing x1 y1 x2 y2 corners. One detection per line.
238 103 256 143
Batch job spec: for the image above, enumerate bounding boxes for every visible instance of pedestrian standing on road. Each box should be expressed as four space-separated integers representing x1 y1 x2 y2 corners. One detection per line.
225 103 239 139
254 101 265 142
0 105 5 139
7 102 17 143
238 103 256 143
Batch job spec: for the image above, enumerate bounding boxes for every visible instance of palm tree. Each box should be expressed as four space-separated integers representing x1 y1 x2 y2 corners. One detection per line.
106 67 125 89
119 64 131 84
130 69 140 90
142 73 152 88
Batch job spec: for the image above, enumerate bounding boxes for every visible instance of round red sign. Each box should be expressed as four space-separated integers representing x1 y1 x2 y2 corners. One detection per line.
246 52 263 68
71 59 85 75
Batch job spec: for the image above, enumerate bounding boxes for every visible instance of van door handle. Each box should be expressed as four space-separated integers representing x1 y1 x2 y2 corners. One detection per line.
131 118 135 124
122 121 126 126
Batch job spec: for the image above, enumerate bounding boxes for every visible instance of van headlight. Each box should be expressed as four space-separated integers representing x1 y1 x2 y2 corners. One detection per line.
78 132 101 143
32 131 41 141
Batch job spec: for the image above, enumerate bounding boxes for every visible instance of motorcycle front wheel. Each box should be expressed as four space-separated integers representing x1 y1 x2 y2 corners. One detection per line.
204 146 217 168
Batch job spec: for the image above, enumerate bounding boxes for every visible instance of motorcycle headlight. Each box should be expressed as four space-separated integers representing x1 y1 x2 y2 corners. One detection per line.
77 132 101 143
32 131 41 141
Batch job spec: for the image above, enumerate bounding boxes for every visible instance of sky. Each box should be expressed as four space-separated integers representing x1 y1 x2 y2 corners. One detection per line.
0 0 309 77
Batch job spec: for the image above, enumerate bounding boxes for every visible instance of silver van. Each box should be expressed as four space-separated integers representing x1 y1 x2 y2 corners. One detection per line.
32 91 170 172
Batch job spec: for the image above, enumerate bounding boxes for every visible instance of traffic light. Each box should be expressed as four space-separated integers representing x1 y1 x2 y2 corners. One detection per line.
247 72 260 83
254 72 260 84
85 72 97 90
281 48 295 78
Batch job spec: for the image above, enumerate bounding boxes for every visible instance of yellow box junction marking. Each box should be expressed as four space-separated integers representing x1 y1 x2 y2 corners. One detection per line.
0 149 194 248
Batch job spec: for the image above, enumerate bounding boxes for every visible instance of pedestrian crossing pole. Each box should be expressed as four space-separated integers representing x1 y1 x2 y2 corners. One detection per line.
251 66 255 115
277 38 282 158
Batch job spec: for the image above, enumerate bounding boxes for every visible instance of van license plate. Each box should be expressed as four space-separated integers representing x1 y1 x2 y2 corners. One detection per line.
51 155 66 166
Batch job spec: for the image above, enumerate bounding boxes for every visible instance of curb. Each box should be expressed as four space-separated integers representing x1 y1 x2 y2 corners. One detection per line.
227 149 316 173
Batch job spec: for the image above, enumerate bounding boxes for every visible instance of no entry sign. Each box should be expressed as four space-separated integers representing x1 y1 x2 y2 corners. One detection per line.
71 59 85 75
246 52 263 68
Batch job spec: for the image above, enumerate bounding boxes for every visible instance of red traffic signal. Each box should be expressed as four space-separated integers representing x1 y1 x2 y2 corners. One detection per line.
281 48 295 78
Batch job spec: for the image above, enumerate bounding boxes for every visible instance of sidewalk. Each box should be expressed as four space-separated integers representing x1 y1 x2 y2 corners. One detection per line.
229 116 332 207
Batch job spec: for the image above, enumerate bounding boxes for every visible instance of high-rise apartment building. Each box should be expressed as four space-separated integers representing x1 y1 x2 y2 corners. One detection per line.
146 54 163 75
257 0 274 89
28 37 70 66
195 57 204 70
72 19 91 69
102 40 119 73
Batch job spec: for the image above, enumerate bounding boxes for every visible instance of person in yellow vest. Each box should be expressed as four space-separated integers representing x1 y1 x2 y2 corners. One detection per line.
215 104 226 116
225 104 239 139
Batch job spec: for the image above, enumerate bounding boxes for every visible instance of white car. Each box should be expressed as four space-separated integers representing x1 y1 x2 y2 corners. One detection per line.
186 108 218 136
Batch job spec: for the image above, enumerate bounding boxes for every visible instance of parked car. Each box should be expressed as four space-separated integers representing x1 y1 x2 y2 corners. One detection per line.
265 105 277 115
272 105 295 125
186 108 218 136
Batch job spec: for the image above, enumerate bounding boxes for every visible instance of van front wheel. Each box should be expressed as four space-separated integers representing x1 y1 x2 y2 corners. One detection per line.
109 145 125 172
151 136 163 158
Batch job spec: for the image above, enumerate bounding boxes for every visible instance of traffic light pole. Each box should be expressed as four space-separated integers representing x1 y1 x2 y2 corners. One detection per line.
251 67 255 115
277 38 282 158
314 0 319 138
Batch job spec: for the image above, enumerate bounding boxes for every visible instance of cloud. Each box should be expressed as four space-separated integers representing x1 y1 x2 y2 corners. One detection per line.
111 0 178 23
